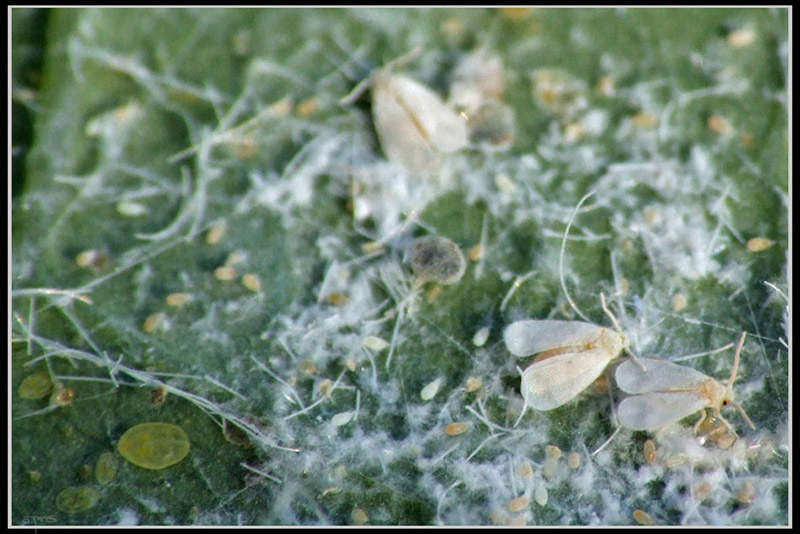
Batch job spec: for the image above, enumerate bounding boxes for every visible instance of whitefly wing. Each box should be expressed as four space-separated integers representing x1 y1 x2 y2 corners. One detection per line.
617 391 710 431
615 357 711 394
372 74 439 174
385 75 468 153
521 348 614 410
504 320 603 358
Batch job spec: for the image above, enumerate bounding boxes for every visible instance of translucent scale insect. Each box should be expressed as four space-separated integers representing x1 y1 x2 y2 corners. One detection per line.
614 332 755 435
503 294 627 411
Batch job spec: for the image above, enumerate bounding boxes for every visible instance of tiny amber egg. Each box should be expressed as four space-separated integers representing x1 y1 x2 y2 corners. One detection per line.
642 439 657 465
567 451 581 469
117 422 190 470
214 266 237 281
205 220 227 245
632 509 655 526
508 496 529 512
444 422 469 436
242 273 261 292
464 376 482 393
746 237 774 252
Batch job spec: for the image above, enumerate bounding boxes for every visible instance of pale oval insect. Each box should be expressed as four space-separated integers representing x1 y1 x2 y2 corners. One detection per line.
444 421 469 436
671 293 688 312
331 411 354 427
241 273 261 292
351 507 368 525
508 495 529 512
95 451 117 485
545 444 562 461
75 249 108 271
362 335 390 352
142 312 167 333
464 376 482 393
205 220 227 245
405 235 466 285
214 266 237 281
420 377 443 401
370 67 468 175
56 486 100 514
615 332 754 435
116 200 148 217
117 422 190 470
728 28 756 48
165 292 191 307
18 371 53 400
642 439 657 465
224 250 247 267
472 326 490 347
468 244 484 261
567 450 581 470
746 237 774 252
534 485 548 506
632 509 655 526
317 378 334 398
504 318 624 411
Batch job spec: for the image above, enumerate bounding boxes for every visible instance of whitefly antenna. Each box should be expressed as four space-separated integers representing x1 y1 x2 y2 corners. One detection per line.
559 191 596 323
599 292 622 335
728 331 756 430
728 331 746 385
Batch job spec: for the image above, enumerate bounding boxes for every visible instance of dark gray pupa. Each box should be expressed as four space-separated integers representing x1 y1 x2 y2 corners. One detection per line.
404 235 466 285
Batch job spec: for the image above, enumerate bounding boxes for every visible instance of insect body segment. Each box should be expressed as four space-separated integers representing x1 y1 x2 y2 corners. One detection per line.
503 320 624 411
615 332 754 435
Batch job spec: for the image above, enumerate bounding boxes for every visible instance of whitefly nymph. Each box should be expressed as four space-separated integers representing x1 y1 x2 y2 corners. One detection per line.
404 235 466 285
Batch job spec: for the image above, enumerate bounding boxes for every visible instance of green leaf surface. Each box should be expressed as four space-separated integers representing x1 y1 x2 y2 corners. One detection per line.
12 7 788 526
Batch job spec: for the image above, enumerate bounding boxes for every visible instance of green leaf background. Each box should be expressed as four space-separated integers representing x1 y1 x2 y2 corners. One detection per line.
11 8 788 526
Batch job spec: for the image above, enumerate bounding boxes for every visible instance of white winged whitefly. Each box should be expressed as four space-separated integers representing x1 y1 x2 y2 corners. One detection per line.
340 48 469 176
614 331 755 436
503 293 628 413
